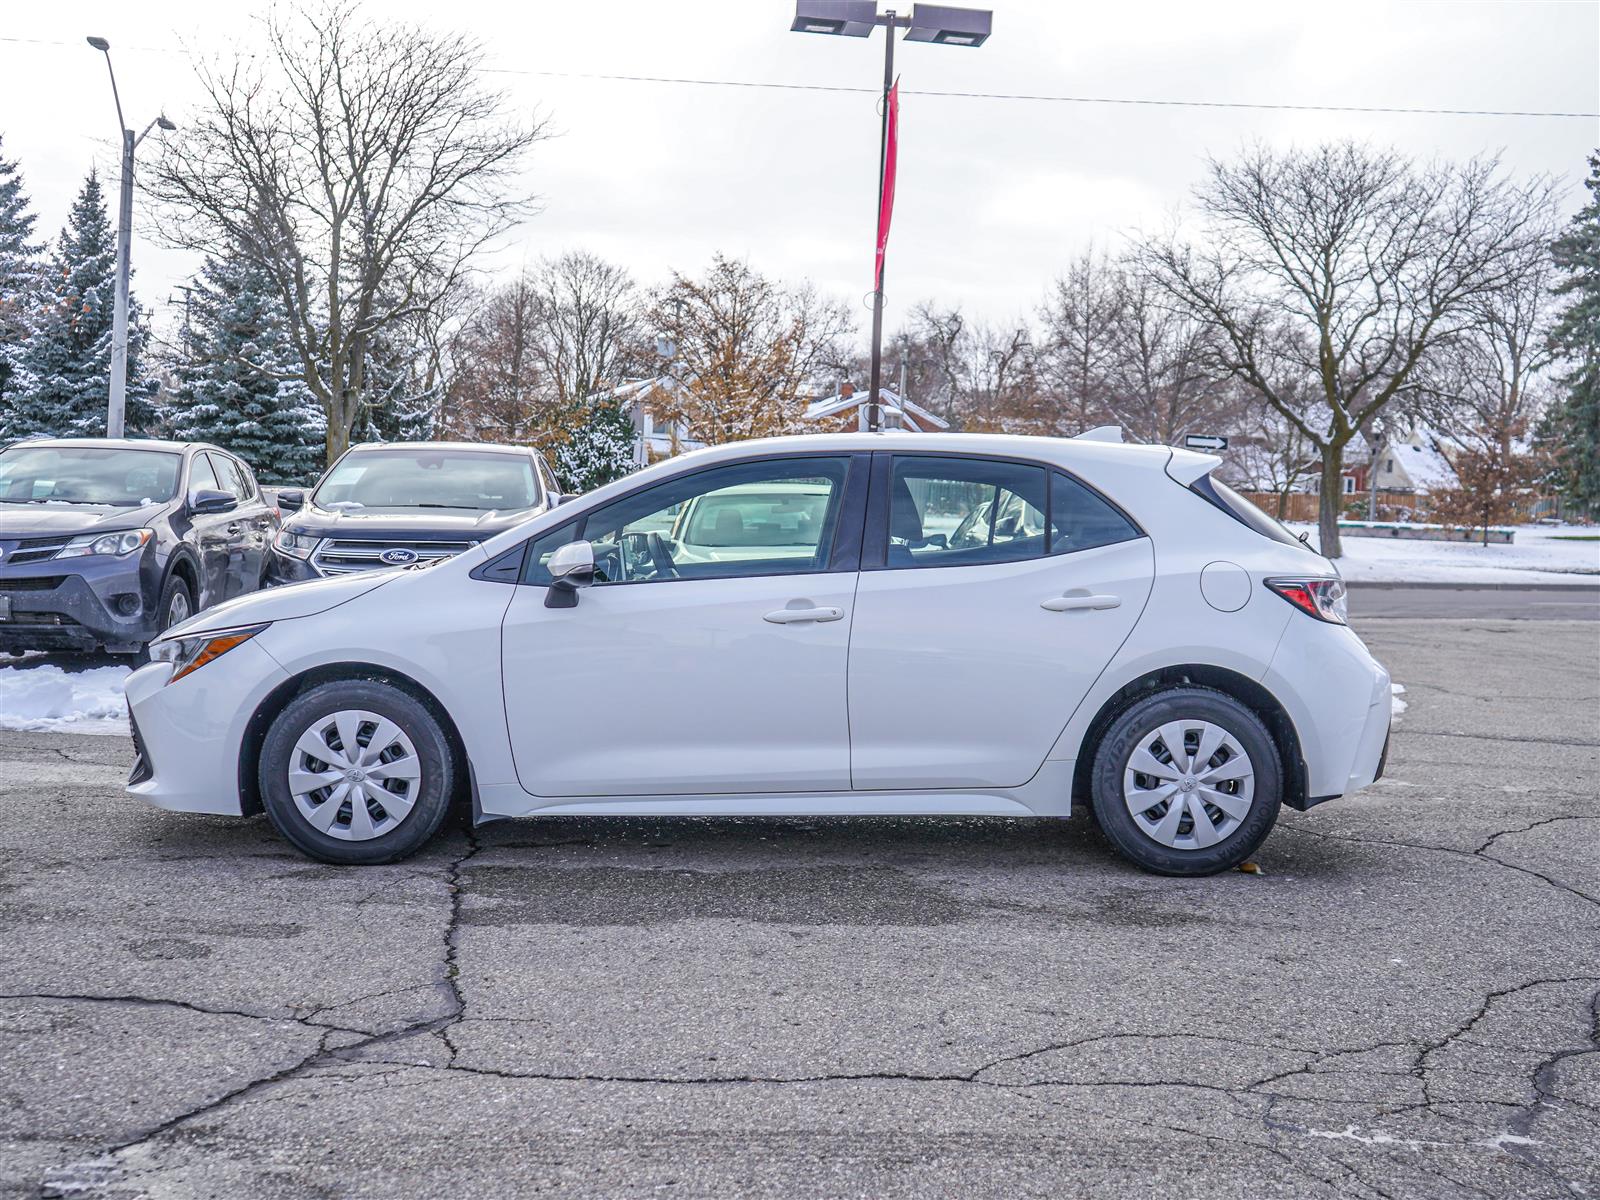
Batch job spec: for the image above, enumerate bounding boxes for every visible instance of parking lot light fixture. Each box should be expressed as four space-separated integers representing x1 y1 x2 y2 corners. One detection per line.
790 2 991 432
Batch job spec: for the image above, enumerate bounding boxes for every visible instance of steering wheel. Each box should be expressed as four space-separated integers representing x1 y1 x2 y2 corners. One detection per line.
645 532 679 579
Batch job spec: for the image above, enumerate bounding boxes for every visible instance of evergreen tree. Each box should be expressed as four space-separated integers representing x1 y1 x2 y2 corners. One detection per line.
0 134 41 418
166 254 325 483
350 318 440 444
1548 153 1600 513
554 397 636 492
8 171 156 439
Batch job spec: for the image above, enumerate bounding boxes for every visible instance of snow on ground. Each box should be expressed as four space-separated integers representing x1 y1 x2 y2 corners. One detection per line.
1391 683 1407 719
0 661 131 735
1289 523 1600 585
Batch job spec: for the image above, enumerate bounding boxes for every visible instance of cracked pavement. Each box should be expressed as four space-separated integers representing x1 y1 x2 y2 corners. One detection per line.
1 616 1597 1198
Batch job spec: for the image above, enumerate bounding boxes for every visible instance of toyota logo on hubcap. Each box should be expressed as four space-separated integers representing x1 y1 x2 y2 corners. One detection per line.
380 548 418 565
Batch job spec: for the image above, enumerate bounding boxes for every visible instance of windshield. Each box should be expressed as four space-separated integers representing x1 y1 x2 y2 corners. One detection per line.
0 445 182 507
312 449 541 512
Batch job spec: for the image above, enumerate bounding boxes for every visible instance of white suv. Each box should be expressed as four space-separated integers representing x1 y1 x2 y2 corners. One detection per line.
125 431 1391 876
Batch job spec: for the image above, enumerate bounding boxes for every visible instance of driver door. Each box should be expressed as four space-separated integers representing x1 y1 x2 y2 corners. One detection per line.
500 454 867 798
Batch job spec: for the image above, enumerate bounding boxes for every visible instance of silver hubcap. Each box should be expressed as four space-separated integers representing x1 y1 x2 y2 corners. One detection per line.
165 591 190 629
1123 719 1255 851
288 709 421 842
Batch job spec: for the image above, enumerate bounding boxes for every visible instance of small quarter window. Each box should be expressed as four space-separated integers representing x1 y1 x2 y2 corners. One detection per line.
1049 472 1141 555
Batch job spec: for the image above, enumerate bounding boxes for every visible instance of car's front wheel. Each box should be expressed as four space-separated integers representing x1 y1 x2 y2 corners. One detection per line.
1089 688 1281 876
259 680 456 864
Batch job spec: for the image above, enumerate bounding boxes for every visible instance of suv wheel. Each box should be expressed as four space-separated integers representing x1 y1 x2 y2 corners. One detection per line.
159 575 193 631
259 680 455 865
1089 688 1281 876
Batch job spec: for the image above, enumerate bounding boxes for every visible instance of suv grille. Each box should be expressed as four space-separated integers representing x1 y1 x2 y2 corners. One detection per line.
310 538 476 575
7 537 72 565
0 577 64 592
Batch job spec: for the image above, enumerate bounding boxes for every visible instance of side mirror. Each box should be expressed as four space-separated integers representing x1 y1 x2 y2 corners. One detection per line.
277 488 305 511
544 540 595 608
189 488 238 515
556 492 580 506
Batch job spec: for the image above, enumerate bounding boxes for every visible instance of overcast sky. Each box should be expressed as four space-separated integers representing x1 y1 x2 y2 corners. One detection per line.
2 0 1596 342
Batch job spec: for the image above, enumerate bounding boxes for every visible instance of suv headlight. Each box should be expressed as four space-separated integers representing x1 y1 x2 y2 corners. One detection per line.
273 529 320 559
150 623 269 684
56 529 153 559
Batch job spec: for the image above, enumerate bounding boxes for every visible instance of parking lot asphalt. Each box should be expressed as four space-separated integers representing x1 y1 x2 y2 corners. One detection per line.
1 615 1597 1199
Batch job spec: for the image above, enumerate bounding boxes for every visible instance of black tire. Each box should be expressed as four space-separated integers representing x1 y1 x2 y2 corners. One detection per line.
259 679 456 865
1088 687 1282 876
134 575 196 662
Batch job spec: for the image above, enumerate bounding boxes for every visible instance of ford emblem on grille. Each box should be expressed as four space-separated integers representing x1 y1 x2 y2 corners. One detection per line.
380 548 419 565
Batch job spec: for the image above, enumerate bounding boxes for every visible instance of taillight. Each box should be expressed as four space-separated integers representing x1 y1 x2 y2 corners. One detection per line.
1265 577 1348 625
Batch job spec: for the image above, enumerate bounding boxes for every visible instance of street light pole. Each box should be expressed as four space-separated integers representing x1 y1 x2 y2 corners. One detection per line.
791 2 991 434
865 12 900 435
87 37 175 439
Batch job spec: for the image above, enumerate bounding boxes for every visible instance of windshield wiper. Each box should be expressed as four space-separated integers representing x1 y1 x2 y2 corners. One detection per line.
410 503 481 510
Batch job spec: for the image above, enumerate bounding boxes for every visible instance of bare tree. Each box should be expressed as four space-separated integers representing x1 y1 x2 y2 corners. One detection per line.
908 304 1034 432
1033 252 1123 435
647 255 850 445
441 252 645 448
149 3 548 464
1139 142 1553 556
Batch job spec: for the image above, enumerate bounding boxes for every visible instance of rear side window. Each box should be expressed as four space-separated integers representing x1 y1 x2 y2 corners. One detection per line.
1191 475 1304 548
1049 472 1141 555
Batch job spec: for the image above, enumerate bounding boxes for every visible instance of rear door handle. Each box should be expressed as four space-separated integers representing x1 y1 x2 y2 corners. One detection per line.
226 522 243 535
764 606 844 624
1041 594 1121 612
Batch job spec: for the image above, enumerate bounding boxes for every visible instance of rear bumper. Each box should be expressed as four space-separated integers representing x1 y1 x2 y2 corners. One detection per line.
0 561 158 652
1264 618 1391 803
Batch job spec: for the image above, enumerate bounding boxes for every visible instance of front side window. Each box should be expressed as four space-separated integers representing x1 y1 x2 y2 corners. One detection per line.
525 457 851 586
313 449 541 512
0 445 181 507
187 453 221 495
887 457 1049 567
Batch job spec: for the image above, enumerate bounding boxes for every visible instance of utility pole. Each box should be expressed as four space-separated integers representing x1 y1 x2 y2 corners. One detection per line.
87 36 176 438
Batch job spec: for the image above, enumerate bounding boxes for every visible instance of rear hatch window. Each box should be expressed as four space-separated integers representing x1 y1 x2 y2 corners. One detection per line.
1189 474 1308 549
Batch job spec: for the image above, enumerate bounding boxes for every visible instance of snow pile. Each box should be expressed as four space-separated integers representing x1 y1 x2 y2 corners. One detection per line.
1291 524 1600 585
0 663 130 735
1391 683 1407 719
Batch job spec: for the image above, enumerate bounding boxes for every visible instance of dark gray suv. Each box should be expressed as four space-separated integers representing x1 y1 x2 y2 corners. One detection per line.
0 438 280 656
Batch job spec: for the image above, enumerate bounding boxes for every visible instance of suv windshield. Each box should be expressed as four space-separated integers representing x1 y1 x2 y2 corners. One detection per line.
313 449 540 512
0 445 182 506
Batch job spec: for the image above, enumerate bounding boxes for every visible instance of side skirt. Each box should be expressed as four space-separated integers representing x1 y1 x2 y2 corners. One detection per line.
473 760 1076 821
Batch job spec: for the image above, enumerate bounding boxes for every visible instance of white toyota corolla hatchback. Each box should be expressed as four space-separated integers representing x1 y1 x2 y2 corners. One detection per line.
124 432 1391 875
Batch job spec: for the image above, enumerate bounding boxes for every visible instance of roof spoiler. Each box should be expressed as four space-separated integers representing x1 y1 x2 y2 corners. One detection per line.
1165 447 1222 486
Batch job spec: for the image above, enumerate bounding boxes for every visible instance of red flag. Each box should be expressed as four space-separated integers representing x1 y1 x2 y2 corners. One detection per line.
875 78 899 293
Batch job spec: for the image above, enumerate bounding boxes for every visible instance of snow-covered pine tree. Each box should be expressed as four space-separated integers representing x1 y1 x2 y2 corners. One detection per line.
349 318 440 445
166 254 325 484
0 134 41 425
1548 153 1600 513
9 171 157 439
554 396 635 493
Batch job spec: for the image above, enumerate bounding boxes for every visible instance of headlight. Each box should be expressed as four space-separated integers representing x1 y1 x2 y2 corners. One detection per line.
150 623 269 683
1265 577 1348 625
273 529 320 559
56 529 153 559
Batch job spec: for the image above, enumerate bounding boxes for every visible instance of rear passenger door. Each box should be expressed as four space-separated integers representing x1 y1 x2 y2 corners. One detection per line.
847 454 1155 790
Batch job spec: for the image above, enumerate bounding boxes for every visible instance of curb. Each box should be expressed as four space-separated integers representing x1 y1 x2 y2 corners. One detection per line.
1345 581 1599 592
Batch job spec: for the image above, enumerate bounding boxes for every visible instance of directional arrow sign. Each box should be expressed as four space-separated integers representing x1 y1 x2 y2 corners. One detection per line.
1184 434 1229 451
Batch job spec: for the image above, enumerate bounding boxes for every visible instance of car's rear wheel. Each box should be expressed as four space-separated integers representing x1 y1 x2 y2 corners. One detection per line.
1088 688 1281 876
259 680 455 865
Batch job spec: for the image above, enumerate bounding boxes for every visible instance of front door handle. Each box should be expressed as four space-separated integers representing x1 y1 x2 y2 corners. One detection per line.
226 522 243 535
1041 593 1121 612
764 606 844 625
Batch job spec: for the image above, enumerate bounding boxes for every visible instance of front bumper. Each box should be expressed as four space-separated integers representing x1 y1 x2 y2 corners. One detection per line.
264 547 320 586
0 559 157 653
124 638 290 815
